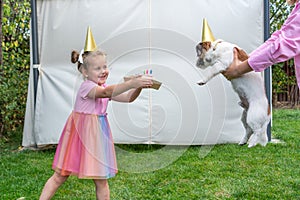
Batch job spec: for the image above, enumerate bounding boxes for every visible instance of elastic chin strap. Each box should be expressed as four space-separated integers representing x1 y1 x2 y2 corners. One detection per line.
213 40 222 51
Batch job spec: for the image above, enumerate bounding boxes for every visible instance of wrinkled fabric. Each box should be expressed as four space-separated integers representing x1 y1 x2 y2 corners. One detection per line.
248 1 300 88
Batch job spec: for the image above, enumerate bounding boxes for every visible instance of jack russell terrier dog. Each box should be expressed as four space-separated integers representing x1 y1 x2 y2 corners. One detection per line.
196 39 271 148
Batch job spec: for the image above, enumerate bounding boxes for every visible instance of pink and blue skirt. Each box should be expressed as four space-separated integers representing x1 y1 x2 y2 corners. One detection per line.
52 112 118 179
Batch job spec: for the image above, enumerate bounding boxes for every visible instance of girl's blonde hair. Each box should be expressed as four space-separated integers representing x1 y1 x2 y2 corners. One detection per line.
71 50 106 73
286 0 297 6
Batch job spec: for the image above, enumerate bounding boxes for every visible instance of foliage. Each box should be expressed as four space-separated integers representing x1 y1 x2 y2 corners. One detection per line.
270 0 293 33
272 61 296 94
1 109 299 199
0 0 30 139
270 0 297 100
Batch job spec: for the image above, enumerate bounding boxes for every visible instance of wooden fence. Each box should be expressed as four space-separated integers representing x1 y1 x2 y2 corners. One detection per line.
272 61 300 107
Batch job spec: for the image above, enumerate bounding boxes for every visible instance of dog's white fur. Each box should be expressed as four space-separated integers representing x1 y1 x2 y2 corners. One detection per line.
196 39 270 148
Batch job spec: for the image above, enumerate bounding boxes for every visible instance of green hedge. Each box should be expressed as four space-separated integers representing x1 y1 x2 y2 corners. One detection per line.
0 1 30 140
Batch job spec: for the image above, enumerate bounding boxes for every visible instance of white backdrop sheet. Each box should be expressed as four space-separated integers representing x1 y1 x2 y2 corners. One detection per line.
23 0 265 147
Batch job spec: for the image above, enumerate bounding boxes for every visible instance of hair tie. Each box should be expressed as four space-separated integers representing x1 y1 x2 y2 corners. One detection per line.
78 49 84 64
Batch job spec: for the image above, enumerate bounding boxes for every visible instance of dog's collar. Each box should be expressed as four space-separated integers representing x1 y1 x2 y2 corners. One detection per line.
213 40 222 51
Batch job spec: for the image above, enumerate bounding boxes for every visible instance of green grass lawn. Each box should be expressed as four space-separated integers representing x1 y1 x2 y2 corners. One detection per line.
1 109 300 199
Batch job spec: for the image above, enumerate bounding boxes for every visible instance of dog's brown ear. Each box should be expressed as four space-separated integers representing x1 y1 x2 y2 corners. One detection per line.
202 41 212 51
234 47 249 61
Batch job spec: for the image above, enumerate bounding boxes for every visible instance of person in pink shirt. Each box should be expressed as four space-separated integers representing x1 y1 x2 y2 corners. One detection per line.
39 29 153 200
223 0 300 89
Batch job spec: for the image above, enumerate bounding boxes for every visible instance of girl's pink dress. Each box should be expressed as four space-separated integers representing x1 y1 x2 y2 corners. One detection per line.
52 80 118 179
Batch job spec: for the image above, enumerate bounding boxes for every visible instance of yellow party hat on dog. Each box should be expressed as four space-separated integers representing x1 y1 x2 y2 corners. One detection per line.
201 18 215 43
84 26 97 52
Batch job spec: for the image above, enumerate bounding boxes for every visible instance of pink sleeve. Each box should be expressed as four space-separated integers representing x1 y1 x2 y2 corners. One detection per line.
248 3 300 72
80 80 97 99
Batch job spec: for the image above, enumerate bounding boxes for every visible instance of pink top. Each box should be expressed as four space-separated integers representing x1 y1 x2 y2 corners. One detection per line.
74 80 109 115
248 1 300 88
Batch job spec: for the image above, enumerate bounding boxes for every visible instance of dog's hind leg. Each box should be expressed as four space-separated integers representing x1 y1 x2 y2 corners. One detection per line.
248 131 268 148
239 109 253 145
246 104 270 148
248 117 269 148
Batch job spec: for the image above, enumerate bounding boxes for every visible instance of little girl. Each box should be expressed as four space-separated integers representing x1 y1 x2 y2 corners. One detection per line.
39 48 153 199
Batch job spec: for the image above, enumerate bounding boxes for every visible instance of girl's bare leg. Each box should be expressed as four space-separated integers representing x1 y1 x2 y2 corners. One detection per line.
39 172 69 200
93 179 110 200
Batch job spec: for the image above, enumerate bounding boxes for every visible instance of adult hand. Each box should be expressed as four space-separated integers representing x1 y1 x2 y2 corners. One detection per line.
222 48 242 80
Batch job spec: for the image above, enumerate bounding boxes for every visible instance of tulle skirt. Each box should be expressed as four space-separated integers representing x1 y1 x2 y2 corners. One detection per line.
52 111 118 179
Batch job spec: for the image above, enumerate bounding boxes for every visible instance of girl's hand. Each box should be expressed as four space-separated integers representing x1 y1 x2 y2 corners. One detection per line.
129 75 153 88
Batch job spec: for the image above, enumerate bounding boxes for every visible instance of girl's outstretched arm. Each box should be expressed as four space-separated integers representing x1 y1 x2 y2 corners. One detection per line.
87 76 152 99
111 88 143 102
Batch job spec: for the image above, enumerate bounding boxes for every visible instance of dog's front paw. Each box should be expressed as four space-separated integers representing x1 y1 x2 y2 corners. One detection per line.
197 80 206 86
